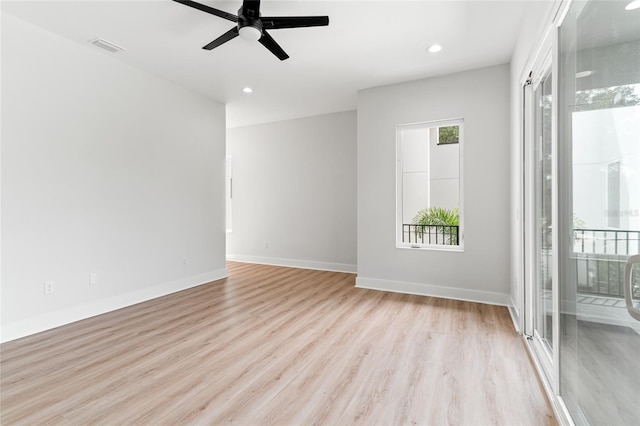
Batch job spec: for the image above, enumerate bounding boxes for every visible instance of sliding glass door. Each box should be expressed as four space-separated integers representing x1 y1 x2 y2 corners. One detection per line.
558 1 640 424
524 1 640 424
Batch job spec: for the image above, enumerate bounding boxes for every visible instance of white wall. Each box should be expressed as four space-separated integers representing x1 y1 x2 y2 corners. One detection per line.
400 125 460 224
429 128 459 211
573 106 640 230
1 14 227 342
226 111 357 273
400 127 429 224
357 64 512 305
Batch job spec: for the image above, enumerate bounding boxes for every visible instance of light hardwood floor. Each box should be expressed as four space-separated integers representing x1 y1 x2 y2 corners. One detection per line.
1 262 556 425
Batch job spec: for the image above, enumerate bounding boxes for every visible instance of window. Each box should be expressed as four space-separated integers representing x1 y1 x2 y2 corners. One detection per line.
396 119 463 250
438 125 459 145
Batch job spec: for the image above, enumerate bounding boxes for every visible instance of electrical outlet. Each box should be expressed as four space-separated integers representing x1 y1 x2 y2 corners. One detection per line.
90 273 98 285
182 257 187 266
263 241 269 249
44 280 55 295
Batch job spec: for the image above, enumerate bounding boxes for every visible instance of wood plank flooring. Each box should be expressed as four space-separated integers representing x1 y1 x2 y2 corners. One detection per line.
1 262 556 425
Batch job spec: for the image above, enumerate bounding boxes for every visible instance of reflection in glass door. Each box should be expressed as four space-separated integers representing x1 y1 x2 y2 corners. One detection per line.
558 0 640 424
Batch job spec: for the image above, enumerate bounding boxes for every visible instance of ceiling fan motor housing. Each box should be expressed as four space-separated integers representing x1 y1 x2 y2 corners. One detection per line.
238 21 261 41
238 13 262 32
238 5 262 41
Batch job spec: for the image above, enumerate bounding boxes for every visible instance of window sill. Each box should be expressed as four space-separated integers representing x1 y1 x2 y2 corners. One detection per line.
396 244 464 252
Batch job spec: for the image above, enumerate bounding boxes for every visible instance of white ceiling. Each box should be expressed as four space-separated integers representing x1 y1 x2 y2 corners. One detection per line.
2 0 533 127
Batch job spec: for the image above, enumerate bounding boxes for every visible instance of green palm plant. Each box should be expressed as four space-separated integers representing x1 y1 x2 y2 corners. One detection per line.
412 207 459 245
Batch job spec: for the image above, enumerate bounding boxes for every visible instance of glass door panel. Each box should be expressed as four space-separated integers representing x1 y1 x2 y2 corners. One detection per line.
559 1 640 424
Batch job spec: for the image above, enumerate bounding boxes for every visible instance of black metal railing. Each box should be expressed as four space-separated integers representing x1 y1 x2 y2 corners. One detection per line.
402 224 459 246
574 254 640 299
573 228 640 298
573 228 640 256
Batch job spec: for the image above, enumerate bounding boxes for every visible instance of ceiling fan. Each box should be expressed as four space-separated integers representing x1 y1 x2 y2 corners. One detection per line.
173 0 329 61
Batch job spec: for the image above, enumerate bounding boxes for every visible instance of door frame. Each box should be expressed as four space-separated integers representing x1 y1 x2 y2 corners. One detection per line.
519 1 575 424
523 40 556 390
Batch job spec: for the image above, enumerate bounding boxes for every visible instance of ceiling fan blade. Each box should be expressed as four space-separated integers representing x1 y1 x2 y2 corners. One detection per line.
202 27 239 50
173 0 238 23
241 0 261 19
258 30 289 61
261 16 329 30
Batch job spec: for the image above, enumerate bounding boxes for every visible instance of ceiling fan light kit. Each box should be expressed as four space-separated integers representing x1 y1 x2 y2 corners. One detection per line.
239 25 261 42
173 0 329 60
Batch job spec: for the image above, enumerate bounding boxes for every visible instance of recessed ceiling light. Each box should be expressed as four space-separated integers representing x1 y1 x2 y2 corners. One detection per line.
625 0 640 11
427 44 442 54
242 87 253 94
576 70 593 78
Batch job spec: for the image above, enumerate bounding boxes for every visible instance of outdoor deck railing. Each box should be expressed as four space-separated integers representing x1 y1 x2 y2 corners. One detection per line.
402 224 459 246
573 228 640 256
573 228 640 298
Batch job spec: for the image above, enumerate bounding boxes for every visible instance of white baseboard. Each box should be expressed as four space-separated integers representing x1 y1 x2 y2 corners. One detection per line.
355 276 511 306
508 305 522 334
508 296 522 334
226 254 357 274
0 268 228 343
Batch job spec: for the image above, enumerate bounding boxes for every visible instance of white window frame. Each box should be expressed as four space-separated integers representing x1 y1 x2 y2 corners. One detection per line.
396 118 464 251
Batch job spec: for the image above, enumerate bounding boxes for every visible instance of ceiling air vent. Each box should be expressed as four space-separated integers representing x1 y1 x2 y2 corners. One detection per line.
89 38 124 54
